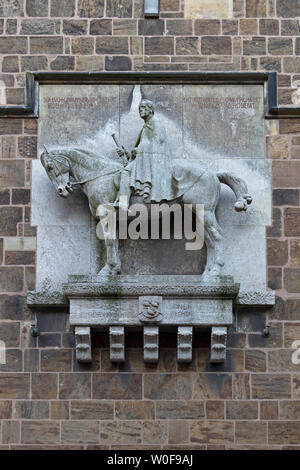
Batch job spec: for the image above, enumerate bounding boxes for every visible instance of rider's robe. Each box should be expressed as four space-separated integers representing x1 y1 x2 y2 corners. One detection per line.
129 116 178 202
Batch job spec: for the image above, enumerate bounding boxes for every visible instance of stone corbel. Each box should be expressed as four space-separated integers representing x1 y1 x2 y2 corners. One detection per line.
75 327 91 363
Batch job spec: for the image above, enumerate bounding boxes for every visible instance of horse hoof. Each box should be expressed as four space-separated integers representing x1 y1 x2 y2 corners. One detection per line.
98 264 121 278
234 200 246 212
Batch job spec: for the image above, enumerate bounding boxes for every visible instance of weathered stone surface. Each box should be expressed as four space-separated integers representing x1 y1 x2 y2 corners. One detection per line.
0 295 24 321
156 401 204 419
59 373 91 399
26 0 48 16
72 400 112 420
284 268 300 293
40 350 72 372
6 19 17 35
168 420 189 444
0 322 20 347
260 401 278 420
63 20 88 35
61 421 100 444
78 0 104 17
50 56 75 70
276 0 300 17
5 251 35 266
267 239 288 266
76 55 104 70
176 37 199 55
193 373 232 399
0 267 23 292
2 56 19 73
31 373 58 399
235 421 267 443
51 0 75 16
24 349 39 372
206 400 224 419
0 189 9 205
143 421 168 445
166 20 192 36
190 421 234 445
0 401 12 419
105 56 131 70
50 401 69 419
281 20 300 36
90 19 112 34
21 19 56 35
0 0 23 16
202 36 232 55
290 240 300 267
144 374 192 399
259 19 279 35
113 19 136 35
248 323 283 348
145 37 174 55
268 38 293 55
185 0 232 18
246 349 267 372
243 37 266 55
195 20 220 35
14 401 49 420
222 19 238 35
106 0 132 17
273 161 300 187
226 401 258 419
30 37 63 54
21 56 48 71
71 37 94 54
93 373 142 399
285 208 300 236
246 0 267 17
0 374 30 399
21 421 60 445
284 57 300 73
101 421 141 445
280 401 300 420
0 208 23 237
96 36 128 54
252 374 291 399
2 421 20 445
269 422 300 445
139 19 164 36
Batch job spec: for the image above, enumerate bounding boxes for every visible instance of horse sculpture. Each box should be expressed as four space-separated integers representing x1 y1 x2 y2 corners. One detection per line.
40 146 252 279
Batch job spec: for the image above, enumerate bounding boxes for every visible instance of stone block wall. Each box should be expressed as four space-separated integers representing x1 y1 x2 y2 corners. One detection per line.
0 0 300 449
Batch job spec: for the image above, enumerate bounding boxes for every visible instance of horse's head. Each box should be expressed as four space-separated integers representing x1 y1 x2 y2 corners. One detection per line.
40 147 73 198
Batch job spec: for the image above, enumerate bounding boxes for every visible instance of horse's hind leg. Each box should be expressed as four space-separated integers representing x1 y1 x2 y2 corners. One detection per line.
202 210 224 279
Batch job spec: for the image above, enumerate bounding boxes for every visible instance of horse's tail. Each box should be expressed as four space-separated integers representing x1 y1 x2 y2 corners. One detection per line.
217 171 252 212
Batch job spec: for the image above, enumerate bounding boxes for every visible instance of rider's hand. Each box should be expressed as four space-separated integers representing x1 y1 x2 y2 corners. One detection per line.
116 147 125 158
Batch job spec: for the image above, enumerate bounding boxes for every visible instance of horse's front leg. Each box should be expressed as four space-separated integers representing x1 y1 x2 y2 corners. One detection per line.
96 211 121 276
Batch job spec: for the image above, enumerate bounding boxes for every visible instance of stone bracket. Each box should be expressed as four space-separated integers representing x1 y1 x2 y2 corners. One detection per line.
109 326 125 363
177 326 193 363
210 326 227 363
75 327 91 363
143 326 159 363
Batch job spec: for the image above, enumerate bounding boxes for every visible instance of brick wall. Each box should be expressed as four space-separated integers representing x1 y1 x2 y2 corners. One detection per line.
0 0 300 449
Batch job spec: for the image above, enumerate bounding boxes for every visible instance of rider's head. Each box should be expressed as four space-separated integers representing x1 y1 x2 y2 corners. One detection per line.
139 99 154 119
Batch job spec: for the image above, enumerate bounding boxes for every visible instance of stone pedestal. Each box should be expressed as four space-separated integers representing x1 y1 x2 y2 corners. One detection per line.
62 274 240 364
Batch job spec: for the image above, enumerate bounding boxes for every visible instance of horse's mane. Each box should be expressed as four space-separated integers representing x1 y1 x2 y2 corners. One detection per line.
44 146 122 171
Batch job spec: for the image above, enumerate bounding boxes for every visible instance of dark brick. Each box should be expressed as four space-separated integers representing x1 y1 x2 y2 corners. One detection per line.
138 20 164 36
24 349 39 372
37 312 67 332
166 20 192 36
267 238 288 266
113 19 137 35
2 56 19 73
248 323 283 348
145 37 174 55
296 39 300 56
222 20 238 35
0 267 23 292
105 56 131 70
0 207 23 236
284 268 300 293
273 189 299 206
246 0 267 17
0 374 30 399
201 37 232 55
281 20 300 36
41 350 72 372
63 20 88 35
243 37 266 55
106 0 132 18
30 37 63 54
0 401 12 419
59 373 91 399
14 401 49 420
268 38 293 55
26 0 48 16
260 401 278 420
0 238 2 264
12 189 30 205
245 350 266 372
276 0 300 17
284 57 300 73
236 308 266 332
259 57 281 72
21 19 56 35
161 0 180 10
62 332 75 348
96 36 128 54
0 189 10 205
0 37 27 54
240 18 258 35
0 295 24 320
176 37 199 55
195 20 220 36
267 208 281 237
93 373 142 399
90 19 112 35
6 19 17 35
259 19 279 35
50 0 75 16
71 37 94 54
71 400 114 419
24 120 37 135
31 373 58 399
50 56 75 70
284 208 300 236
252 374 291 399
25 266 36 291
0 0 24 17
21 56 48 71
194 374 232 399
0 321 20 347
5 251 35 266
78 0 104 17
38 333 61 348
226 401 258 419
21 421 60 445
268 267 282 290
6 88 25 106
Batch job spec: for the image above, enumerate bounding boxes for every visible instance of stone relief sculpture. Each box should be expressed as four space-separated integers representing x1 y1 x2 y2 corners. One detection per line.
40 98 252 281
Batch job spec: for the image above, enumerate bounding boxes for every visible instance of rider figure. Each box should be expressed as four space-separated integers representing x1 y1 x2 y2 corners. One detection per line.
115 99 176 211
